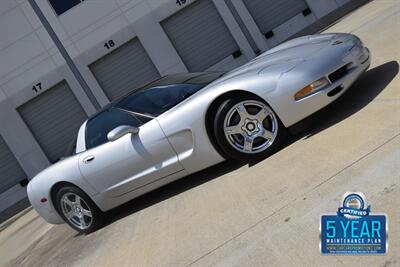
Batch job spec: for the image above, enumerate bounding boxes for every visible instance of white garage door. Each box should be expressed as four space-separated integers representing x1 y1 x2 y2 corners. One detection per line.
89 38 161 101
242 0 309 36
0 136 26 193
18 81 87 163
161 0 241 72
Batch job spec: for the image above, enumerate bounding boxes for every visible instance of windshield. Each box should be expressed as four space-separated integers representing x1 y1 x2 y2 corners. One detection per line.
84 72 223 150
115 72 223 116
115 84 203 116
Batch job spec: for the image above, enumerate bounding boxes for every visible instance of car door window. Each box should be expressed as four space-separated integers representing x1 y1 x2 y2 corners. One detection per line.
85 108 151 150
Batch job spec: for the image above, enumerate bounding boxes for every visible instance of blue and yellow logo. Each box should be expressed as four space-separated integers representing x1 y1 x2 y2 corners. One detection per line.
320 192 387 254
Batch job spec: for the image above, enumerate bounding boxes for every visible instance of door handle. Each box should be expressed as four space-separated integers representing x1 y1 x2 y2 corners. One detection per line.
83 155 95 164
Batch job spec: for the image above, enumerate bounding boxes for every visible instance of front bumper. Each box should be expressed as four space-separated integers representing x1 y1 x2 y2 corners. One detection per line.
269 44 371 128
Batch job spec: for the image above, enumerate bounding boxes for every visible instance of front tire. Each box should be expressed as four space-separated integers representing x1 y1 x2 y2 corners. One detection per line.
214 94 287 162
56 186 104 234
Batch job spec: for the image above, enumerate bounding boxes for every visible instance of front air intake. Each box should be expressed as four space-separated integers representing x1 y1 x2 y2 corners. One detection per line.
328 65 348 83
327 86 343 97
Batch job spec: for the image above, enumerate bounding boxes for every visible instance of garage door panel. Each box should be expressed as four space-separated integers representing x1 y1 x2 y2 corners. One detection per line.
161 0 240 72
243 0 309 35
18 81 87 163
90 38 161 101
0 136 26 194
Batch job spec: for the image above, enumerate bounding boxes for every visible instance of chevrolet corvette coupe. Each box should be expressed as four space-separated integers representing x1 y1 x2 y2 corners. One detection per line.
28 33 370 233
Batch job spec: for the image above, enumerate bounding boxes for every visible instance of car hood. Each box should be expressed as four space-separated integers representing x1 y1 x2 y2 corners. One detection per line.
218 33 354 82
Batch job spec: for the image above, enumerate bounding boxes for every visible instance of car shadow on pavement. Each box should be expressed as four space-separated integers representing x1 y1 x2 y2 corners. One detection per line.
104 160 245 228
103 61 398 230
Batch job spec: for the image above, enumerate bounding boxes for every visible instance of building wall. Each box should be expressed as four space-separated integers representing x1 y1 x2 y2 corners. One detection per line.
0 0 366 221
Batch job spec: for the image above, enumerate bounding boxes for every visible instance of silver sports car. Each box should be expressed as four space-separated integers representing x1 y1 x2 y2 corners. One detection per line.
28 33 370 233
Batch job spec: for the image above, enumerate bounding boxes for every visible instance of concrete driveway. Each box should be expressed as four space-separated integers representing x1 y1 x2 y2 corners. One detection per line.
1 0 399 266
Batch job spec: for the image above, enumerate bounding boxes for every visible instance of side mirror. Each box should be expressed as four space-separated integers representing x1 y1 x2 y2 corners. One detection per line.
107 125 139 142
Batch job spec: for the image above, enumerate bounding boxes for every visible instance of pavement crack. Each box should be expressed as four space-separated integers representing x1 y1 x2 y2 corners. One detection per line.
351 6 400 34
186 132 400 266
310 132 400 192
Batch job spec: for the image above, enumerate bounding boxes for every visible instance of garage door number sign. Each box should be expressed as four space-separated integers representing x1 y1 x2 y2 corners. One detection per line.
32 82 42 93
176 0 187 6
104 40 115 50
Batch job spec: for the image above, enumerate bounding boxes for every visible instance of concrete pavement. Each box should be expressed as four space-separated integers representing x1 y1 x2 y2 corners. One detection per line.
1 0 399 266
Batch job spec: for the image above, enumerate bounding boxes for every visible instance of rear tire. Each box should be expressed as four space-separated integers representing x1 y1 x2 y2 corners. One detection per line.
213 94 287 162
56 186 104 234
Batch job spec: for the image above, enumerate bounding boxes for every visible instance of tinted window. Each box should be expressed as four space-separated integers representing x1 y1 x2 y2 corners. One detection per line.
114 71 223 116
49 0 81 15
85 109 151 149
116 84 204 116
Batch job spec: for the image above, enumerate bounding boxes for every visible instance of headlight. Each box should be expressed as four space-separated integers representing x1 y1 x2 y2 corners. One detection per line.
350 45 362 57
294 77 330 101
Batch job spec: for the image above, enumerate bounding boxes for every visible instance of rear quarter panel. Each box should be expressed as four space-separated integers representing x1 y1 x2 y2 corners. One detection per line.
28 155 98 223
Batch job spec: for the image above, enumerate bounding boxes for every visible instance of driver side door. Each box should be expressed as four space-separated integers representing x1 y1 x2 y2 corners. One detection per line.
78 109 183 198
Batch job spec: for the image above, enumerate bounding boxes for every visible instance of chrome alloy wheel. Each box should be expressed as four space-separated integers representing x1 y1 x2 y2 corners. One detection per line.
223 100 278 154
60 192 93 230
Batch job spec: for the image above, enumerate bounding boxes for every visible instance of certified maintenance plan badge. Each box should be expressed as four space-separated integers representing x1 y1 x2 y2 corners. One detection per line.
320 192 387 254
